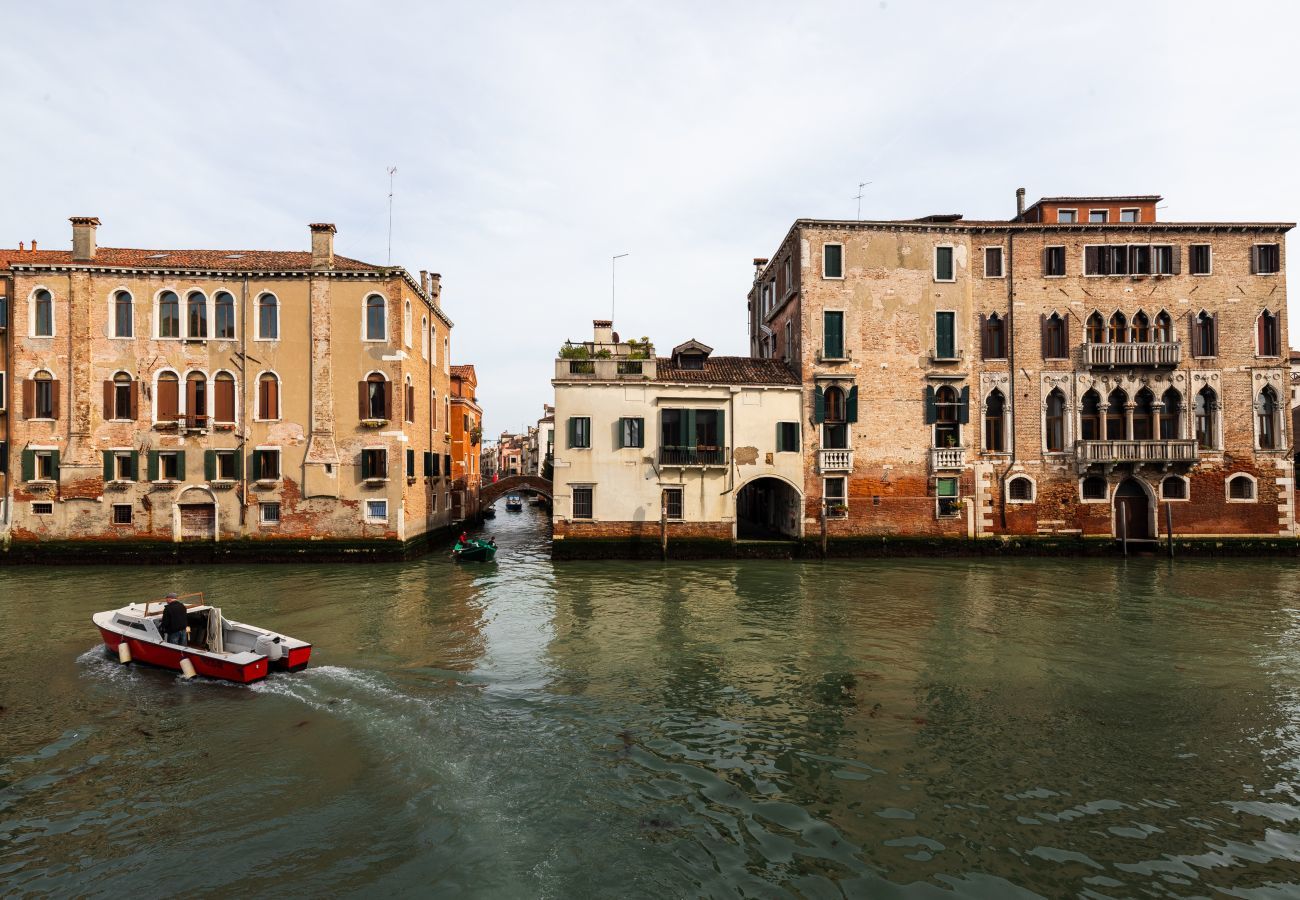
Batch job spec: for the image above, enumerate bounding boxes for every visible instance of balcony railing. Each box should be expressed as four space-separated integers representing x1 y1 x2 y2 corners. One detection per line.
817 449 853 473
555 358 657 380
1075 439 1198 466
1082 341 1181 368
930 447 966 470
659 446 729 467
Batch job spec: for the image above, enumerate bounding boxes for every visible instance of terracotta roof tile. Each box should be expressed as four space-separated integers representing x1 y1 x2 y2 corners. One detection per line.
655 356 799 386
0 247 381 272
450 364 477 379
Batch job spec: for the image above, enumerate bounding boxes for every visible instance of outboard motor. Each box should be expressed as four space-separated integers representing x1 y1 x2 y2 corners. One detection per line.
254 634 284 662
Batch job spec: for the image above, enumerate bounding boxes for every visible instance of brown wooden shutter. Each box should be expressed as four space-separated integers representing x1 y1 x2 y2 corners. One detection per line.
1188 313 1199 356
1250 246 1260 274
1209 314 1217 355
130 381 139 419
1257 312 1267 355
103 380 114 419
1171 245 1181 275
978 314 988 359
1039 313 1048 356
358 381 368 419
406 384 414 422
22 379 34 419
268 378 279 419
159 378 179 420
1063 313 1070 352
50 381 60 420
382 381 393 420
215 378 234 422
185 377 197 420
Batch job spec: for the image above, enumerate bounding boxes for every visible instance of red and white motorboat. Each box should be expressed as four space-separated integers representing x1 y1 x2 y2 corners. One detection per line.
93 593 311 684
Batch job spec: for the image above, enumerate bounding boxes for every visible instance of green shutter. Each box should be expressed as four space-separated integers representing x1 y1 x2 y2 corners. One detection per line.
567 417 576 448
103 450 114 481
176 450 186 480
204 449 216 481
814 386 825 423
50 449 60 480
129 450 139 481
924 385 937 424
251 450 263 480
847 385 859 424
936 312 954 359
406 448 415 477
685 409 697 447
717 409 724 449
22 449 35 482
958 386 970 425
823 312 843 359
147 450 159 482
424 451 433 477
616 418 625 449
360 450 371 480
0 442 8 474
444 453 451 474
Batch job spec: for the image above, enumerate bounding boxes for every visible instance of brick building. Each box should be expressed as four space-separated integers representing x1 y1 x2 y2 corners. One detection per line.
748 192 1294 544
0 217 458 553
449 364 482 521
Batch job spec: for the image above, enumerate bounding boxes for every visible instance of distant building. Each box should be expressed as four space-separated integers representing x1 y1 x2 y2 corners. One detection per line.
536 405 555 476
450 364 483 521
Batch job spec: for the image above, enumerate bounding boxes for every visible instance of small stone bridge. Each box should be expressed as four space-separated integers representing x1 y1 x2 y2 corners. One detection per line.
480 475 553 508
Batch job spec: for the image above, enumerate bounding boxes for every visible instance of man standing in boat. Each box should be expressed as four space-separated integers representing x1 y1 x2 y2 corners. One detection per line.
161 594 188 647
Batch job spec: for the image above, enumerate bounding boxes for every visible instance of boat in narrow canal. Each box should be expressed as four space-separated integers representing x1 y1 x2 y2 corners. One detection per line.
505 494 524 511
453 536 498 562
92 593 312 683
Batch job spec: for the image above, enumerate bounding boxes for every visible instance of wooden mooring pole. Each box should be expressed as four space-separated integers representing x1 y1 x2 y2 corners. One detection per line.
1121 506 1128 557
820 501 828 559
1165 501 1174 558
660 496 668 561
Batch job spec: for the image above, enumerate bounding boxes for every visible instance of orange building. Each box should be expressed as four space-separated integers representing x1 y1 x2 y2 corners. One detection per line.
450 364 483 521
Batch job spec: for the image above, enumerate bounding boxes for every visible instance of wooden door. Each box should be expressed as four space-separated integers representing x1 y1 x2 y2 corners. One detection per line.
179 504 216 541
1114 480 1151 540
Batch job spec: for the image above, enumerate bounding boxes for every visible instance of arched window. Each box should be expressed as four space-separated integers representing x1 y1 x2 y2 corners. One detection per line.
365 295 386 341
1081 475 1108 501
1106 388 1128 440
186 372 208 426
1080 389 1102 441
33 289 54 337
1257 309 1281 357
110 371 134 420
1108 311 1127 344
29 369 57 419
1086 312 1105 344
187 292 208 339
158 291 180 339
1008 476 1034 502
981 313 1006 360
214 372 236 424
1195 386 1217 449
444 337 450 372
1258 386 1280 450
1131 311 1150 343
1043 312 1068 359
421 316 429 359
934 385 961 448
1193 311 1216 357
364 372 389 420
1228 474 1255 501
258 372 280 420
215 292 236 340
156 371 180 421
113 290 133 338
1159 388 1182 440
1153 310 1173 343
1132 388 1155 440
403 299 412 347
1045 389 1066 452
822 386 848 450
430 324 438 364
257 294 279 340
1161 476 1188 500
824 386 846 423
404 375 414 424
984 389 1005 452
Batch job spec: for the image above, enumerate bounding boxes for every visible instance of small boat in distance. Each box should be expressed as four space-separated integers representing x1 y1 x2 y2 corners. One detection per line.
482 505 497 519
453 537 497 562
92 594 311 684
505 495 524 511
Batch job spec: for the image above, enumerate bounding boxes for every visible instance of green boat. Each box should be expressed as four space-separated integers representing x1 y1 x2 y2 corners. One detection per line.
453 538 497 562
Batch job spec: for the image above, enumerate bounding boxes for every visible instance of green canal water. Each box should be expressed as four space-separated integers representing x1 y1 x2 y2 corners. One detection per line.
2 508 1300 898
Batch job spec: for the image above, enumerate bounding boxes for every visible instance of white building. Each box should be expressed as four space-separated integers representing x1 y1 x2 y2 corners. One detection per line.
552 321 804 554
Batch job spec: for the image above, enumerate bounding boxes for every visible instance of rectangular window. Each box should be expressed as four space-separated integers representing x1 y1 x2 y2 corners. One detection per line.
935 311 956 359
934 246 955 282
823 244 843 279
1089 210 1108 223
32 502 54 516
571 486 593 519
112 504 133 525
1129 244 1151 275
0 372 5 410
361 448 388 480
365 499 388 523
1153 245 1174 275
1120 208 1139 223
782 257 792 293
35 451 57 481
113 451 135 481
1254 244 1281 275
568 416 591 449
776 422 800 452
822 311 844 359
663 487 683 520
983 247 1004 278
159 451 180 481
216 450 238 480
1190 244 1212 275
1056 209 1077 224
619 417 644 448
1044 246 1066 277
255 449 281 481
824 477 847 517
260 502 281 525
936 476 960 517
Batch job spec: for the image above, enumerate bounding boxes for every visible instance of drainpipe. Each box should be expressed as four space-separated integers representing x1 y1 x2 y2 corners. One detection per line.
238 277 249 528
999 229 1017 532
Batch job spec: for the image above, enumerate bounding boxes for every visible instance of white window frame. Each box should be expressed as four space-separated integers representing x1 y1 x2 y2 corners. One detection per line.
1055 208 1078 224
29 444 58 481
1119 208 1140 223
782 256 793 295
1159 475 1190 502
254 446 282 483
154 288 182 340
214 449 239 482
184 290 210 341
1043 245 1066 278
1189 244 1213 276
935 475 961 518
109 288 134 340
1088 209 1109 223
108 447 135 482
31 501 54 516
1152 244 1175 276
155 450 182 483
1252 385 1285 450
1079 476 1109 504
823 476 848 517
982 246 1005 279
254 370 281 423
1006 474 1036 504
822 243 844 280
254 292 280 342
933 309 958 361
259 501 281 526
933 245 956 283
29 286 56 338
443 337 450 373
1225 473 1258 504
403 299 413 347
821 308 847 360
0 370 6 411
213 290 238 340
365 498 389 523
570 484 595 520
1254 243 1281 276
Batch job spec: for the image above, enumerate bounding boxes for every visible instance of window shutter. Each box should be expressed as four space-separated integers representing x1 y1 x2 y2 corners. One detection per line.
147 450 159 482
924 385 937 424
1041 247 1049 274
382 382 393 420
358 381 368 420
433 452 441 476
360 450 371 480
176 450 186 479
159 378 178 420
847 385 859 423
0 442 6 474
717 409 725 447
215 378 234 422
1208 314 1217 355
1257 313 1266 355
102 450 114 481
252 449 264 480
424 451 433 477
1171 245 1182 275
406 384 414 422
185 377 197 419
204 449 216 481
50 381 60 420
102 381 113 419
49 449 59 479
129 450 139 480
1250 245 1260 274
615 418 625 450
1040 314 1048 355
936 313 954 358
775 423 784 452
406 448 415 477
1063 313 1070 351
22 379 34 419
567 417 576 448
443 453 450 476
814 385 825 423
979 314 989 359
958 386 970 425
21 449 34 481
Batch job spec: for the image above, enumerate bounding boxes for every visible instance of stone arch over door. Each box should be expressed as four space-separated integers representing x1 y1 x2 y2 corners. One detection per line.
735 474 804 540
1113 477 1155 541
174 485 219 543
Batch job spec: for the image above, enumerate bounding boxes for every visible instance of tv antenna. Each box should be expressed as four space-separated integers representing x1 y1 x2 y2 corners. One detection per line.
386 166 398 264
612 252 629 321
853 182 872 220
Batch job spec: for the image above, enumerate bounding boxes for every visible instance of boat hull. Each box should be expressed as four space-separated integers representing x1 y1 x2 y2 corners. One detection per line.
96 627 311 683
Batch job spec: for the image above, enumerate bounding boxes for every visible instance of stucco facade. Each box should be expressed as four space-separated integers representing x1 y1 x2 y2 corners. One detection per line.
449 364 482 520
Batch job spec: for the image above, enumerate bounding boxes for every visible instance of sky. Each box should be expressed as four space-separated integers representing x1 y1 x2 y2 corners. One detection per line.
3 0 1298 435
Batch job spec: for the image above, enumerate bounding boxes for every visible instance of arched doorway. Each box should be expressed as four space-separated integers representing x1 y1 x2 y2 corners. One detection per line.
1113 478 1151 540
175 486 218 542
736 477 801 540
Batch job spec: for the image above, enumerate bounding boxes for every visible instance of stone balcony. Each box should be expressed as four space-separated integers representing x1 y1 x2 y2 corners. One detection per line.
1075 439 1198 469
929 447 966 471
1082 341 1181 368
658 446 729 468
817 449 853 473
554 358 656 380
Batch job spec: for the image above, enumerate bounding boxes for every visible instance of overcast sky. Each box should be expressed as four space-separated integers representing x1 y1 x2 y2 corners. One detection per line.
3 1 1297 434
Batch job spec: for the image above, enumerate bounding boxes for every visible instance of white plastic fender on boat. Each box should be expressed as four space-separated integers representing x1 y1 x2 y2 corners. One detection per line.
179 657 196 680
118 642 131 664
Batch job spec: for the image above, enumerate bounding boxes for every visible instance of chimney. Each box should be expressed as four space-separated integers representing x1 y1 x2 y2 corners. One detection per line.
309 223 336 270
70 217 99 261
419 269 429 296
31 239 38 252
1015 187 1026 221
593 319 614 344
429 273 441 307
17 241 23 252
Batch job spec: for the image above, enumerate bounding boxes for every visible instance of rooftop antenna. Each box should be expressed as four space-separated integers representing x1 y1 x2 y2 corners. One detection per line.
612 252 629 322
853 182 872 220
386 166 398 265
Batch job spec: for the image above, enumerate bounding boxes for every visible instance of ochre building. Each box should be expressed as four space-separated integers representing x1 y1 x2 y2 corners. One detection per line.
449 364 483 521
748 192 1294 544
0 217 460 553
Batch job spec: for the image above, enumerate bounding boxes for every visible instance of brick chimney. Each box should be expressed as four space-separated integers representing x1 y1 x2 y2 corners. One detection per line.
429 273 441 307
1015 187 1026 221
309 223 336 270
419 270 430 295
70 217 100 261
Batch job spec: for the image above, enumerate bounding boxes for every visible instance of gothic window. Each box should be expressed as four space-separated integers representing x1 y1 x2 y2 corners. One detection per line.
1044 389 1066 452
1159 388 1182 440
1080 389 1102 441
1086 311 1105 344
1257 385 1281 450
1106 389 1128 440
1194 386 1217 449
1131 311 1150 343
984 389 1006 452
1153 310 1173 343
1108 311 1127 344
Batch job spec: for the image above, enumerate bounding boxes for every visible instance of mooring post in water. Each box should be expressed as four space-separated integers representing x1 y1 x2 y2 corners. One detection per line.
1165 501 1174 558
660 497 668 561
1121 507 1128 557
820 500 828 558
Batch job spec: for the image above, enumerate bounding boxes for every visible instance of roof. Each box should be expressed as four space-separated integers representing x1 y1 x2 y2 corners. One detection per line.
450 364 477 380
655 356 799 386
671 338 714 356
0 247 381 272
1031 195 1163 204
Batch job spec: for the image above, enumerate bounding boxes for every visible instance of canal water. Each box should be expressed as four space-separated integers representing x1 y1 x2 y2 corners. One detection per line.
2 508 1299 898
